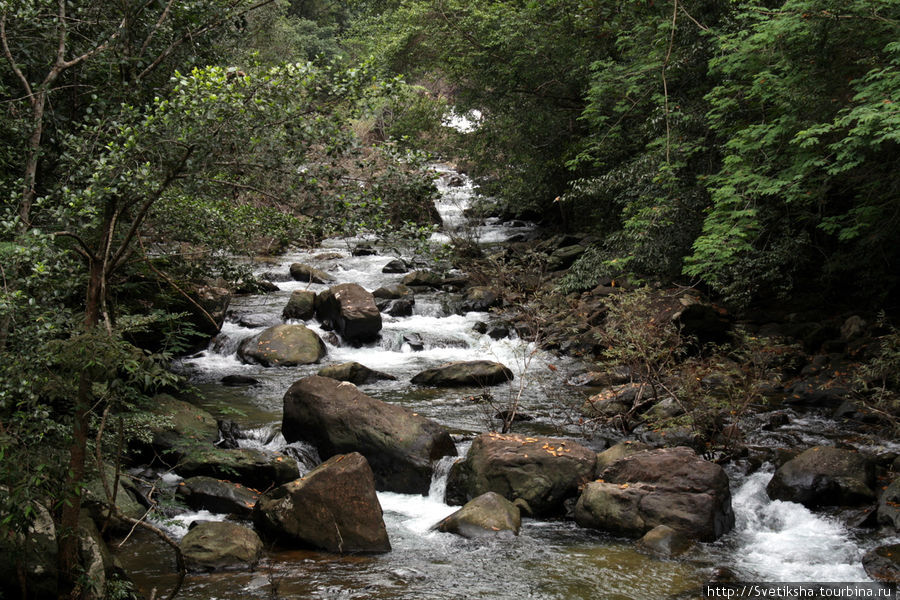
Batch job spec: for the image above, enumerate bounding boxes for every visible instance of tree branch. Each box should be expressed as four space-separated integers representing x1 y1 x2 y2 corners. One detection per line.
0 13 34 104
54 231 98 262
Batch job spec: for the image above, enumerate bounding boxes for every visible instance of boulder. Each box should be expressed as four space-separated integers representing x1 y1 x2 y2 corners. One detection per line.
582 383 649 419
282 289 317 321
177 447 300 491
411 360 513 387
253 453 390 553
401 270 444 288
221 374 260 387
289 263 335 284
142 394 219 458
459 287 501 313
175 476 260 517
766 446 875 507
595 441 651 473
446 432 596 516
435 491 521 539
282 376 456 494
636 524 694 558
238 324 326 366
77 514 113 600
317 361 397 385
372 283 413 300
352 244 377 256
192 285 231 335
382 258 408 273
81 466 147 534
546 244 585 271
878 477 900 529
315 283 382 343
180 521 263 571
486 325 510 340
382 298 414 317
0 501 58 599
575 446 734 541
862 544 900 583
675 303 731 347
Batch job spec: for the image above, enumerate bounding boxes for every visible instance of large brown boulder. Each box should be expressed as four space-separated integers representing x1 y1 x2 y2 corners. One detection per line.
238 324 326 366
766 446 875 508
445 432 596 516
282 289 316 321
315 283 382 343
411 360 513 387
282 376 456 494
176 447 300 491
435 492 521 539
180 521 263 571
175 476 260 517
575 446 734 541
253 453 390 553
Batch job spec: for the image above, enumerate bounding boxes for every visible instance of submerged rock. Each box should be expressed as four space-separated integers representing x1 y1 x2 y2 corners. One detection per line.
315 283 382 343
446 432 595 517
238 324 326 366
575 446 734 542
636 524 694 558
254 453 390 554
411 360 513 387
317 361 397 385
435 492 521 539
766 446 875 507
282 376 456 494
180 521 262 571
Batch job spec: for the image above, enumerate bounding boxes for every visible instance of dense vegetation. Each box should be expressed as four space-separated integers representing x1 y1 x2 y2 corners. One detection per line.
1 0 898 597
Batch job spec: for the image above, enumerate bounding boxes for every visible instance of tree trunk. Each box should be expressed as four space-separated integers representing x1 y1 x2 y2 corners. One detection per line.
56 259 104 600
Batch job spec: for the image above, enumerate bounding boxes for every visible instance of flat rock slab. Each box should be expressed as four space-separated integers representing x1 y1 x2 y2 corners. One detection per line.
254 452 390 554
446 432 596 517
411 360 513 387
283 375 456 494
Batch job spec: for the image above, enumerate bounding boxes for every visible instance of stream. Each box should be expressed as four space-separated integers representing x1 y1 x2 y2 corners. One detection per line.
115 166 896 599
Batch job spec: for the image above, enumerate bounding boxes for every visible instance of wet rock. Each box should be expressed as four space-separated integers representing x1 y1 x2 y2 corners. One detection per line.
180 521 262 571
176 476 260 517
314 252 343 261
472 321 488 334
140 394 219 458
289 263 335 284
636 524 694 558
317 361 397 385
262 271 292 283
459 286 501 313
763 412 790 430
238 324 326 367
192 285 232 336
581 383 650 419
177 447 300 491
254 453 390 553
494 410 533 423
569 366 633 387
487 325 509 340
401 270 444 288
282 376 456 494
595 441 652 473
877 477 900 529
862 544 900 583
576 446 734 541
383 298 415 317
435 492 521 538
315 283 382 344
220 374 260 387
644 397 684 421
81 466 147 534
215 419 241 449
546 244 586 271
446 432 596 517
411 360 513 387
282 289 317 321
766 446 875 507
382 258 408 274
784 376 852 407
352 244 377 256
402 333 425 351
373 283 413 300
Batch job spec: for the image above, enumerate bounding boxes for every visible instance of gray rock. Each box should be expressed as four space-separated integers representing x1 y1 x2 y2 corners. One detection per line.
282 289 317 321
862 544 900 583
317 362 397 385
636 524 694 558
879 477 900 529
435 492 521 539
766 446 875 507
289 263 335 284
176 447 300 491
238 324 326 366
411 360 513 387
315 283 382 343
176 476 260 517
382 258 408 273
180 521 263 571
401 270 444 288
254 453 390 553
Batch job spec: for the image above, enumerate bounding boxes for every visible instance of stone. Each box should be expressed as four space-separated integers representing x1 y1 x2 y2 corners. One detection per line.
435 492 521 539
221 374 260 386
459 286 501 313
383 298 415 317
372 283 413 300
254 453 390 553
582 383 649 419
401 270 444 288
487 325 509 340
576 446 734 541
862 544 900 583
315 283 382 343
446 432 596 517
177 447 300 491
180 521 263 571
317 361 397 385
878 477 900 529
282 376 457 494
411 360 513 387
636 524 694 558
238 324 326 366
81 466 147 534
282 289 317 321
546 244 586 271
382 258 408 273
352 244 377 256
0 501 58 599
595 441 652 473
289 263 335 284
675 303 731 347
766 446 875 507
176 476 260 517
141 394 219 458
77 514 112 600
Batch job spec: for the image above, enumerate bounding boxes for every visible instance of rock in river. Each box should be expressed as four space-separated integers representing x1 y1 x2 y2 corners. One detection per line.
435 491 521 539
411 360 513 387
289 262 335 284
254 452 390 554
766 446 875 508
282 375 457 494
238 324 326 366
180 521 262 571
317 361 396 384
315 283 382 343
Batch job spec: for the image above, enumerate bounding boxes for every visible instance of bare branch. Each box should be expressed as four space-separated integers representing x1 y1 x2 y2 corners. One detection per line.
138 0 176 57
0 13 34 104
54 231 98 262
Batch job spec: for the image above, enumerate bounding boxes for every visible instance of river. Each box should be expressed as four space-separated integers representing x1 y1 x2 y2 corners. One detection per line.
114 166 895 599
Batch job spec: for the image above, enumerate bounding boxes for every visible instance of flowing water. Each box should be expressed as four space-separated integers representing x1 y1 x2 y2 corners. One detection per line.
116 167 893 599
